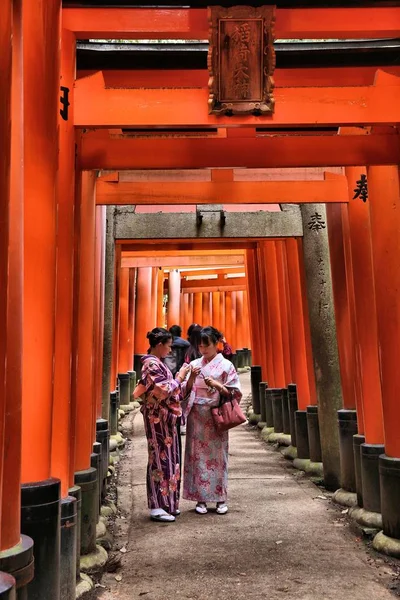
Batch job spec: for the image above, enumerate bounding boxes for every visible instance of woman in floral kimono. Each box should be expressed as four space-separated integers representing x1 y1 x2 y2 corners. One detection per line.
135 328 200 522
183 326 242 515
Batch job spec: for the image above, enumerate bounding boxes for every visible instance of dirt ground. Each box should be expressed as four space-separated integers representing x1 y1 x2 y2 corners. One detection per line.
95 374 400 600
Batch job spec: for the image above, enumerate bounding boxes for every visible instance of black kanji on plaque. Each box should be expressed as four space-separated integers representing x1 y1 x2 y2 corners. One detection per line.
308 212 326 232
60 86 70 121
353 174 368 202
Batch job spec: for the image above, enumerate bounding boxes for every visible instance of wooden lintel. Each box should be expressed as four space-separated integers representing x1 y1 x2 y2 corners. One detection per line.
120 255 245 268
183 285 246 293
79 131 400 171
182 276 245 289
96 178 348 205
75 72 400 129
180 268 245 277
63 7 400 40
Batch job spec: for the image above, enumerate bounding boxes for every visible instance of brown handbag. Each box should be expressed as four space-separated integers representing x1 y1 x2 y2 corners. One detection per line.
211 393 247 433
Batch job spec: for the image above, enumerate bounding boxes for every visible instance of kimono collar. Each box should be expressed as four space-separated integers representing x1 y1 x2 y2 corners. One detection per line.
201 352 224 368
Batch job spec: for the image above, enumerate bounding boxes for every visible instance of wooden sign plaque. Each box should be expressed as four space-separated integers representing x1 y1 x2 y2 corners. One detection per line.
208 5 276 116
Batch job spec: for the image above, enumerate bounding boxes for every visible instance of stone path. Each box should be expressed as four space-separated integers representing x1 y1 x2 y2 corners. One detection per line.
97 374 398 600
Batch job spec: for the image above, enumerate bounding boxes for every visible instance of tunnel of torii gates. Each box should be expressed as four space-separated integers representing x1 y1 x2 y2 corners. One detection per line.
1 0 400 598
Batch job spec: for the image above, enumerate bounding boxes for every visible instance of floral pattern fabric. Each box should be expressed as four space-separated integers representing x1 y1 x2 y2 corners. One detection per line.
140 355 188 512
183 353 242 503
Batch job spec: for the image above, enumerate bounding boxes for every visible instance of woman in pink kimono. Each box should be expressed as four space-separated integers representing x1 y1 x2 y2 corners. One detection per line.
183 326 242 515
135 328 199 522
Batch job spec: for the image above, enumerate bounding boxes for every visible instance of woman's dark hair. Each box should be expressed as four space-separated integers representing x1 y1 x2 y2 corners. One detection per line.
200 326 221 347
185 325 202 362
146 327 172 352
187 322 201 340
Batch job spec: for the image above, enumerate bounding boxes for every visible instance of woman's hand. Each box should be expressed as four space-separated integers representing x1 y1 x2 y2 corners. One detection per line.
204 376 220 391
189 366 201 382
177 364 190 382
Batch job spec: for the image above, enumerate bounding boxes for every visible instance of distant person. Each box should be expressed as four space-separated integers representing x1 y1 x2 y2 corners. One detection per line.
164 325 190 377
218 333 233 360
185 324 202 363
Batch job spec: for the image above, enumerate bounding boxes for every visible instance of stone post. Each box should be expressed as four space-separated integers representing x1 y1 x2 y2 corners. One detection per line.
301 204 344 489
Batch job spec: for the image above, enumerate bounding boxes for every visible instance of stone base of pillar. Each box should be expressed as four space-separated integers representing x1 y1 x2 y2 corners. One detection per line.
76 573 94 599
292 458 324 478
74 468 98 556
287 384 298 447
257 421 266 430
361 443 384 514
90 446 102 522
353 434 365 507
332 488 357 508
260 426 274 443
0 573 16 599
127 370 136 399
265 389 274 429
79 545 108 574
267 432 291 446
133 354 145 381
259 382 267 424
250 366 262 414
60 496 77 600
348 506 382 530
373 531 400 558
0 535 34 599
295 410 310 459
68 485 82 583
21 478 61 600
306 405 322 463
281 445 297 461
96 418 109 500
282 389 291 435
271 389 284 434
379 454 400 539
118 373 130 406
338 409 357 493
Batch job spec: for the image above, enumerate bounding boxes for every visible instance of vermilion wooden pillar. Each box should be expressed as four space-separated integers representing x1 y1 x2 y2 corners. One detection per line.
236 291 245 349
22 0 60 484
117 267 130 373
134 267 153 354
110 244 121 389
73 171 97 473
193 292 203 325
156 268 164 327
276 241 293 385
188 293 194 332
0 0 21 552
285 238 314 410
51 28 76 497
202 292 211 325
368 166 400 456
127 268 136 369
219 292 226 335
168 269 181 327
262 242 285 388
230 292 237 351
243 290 251 349
151 266 158 329
345 167 383 440
94 206 106 420
326 201 358 411
256 244 272 384
225 292 233 348
182 294 190 335
245 250 262 370
298 238 318 406
212 291 220 330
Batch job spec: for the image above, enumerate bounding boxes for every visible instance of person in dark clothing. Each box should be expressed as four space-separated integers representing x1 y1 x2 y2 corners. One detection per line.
164 325 190 376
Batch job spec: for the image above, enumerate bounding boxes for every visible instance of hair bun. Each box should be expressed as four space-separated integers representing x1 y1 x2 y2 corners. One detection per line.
146 331 152 339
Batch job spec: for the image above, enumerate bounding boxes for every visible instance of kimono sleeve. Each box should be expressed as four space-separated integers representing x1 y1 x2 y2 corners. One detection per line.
142 359 181 400
224 363 242 403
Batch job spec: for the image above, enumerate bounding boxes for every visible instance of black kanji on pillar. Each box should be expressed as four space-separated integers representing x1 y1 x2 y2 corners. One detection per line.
353 174 368 202
60 86 70 121
308 212 326 232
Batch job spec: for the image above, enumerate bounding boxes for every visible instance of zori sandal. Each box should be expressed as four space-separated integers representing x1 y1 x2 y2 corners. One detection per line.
150 508 176 522
195 503 208 514
216 503 228 515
